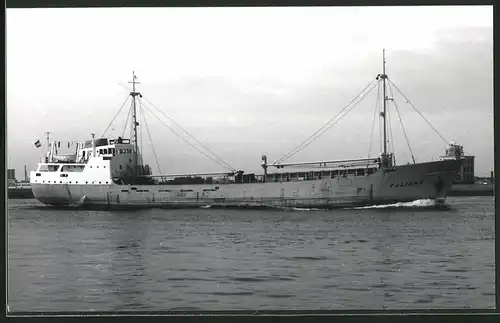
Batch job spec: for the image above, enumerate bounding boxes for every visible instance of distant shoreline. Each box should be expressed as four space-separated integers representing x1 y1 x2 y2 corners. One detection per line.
448 184 494 197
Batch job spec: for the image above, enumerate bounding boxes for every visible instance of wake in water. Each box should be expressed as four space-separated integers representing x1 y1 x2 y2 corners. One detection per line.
197 200 448 212
72 195 87 207
351 199 450 210
286 207 323 211
279 200 449 212
199 204 325 211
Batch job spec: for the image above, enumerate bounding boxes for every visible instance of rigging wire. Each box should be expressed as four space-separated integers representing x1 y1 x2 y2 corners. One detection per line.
140 101 236 172
101 95 130 138
378 82 382 154
138 98 163 177
388 79 449 145
276 78 378 164
129 99 134 142
141 96 235 172
121 102 132 138
387 97 395 164
276 78 380 164
367 80 381 159
118 82 235 172
280 81 379 164
139 98 144 154
140 102 143 154
387 81 416 163
307 80 381 158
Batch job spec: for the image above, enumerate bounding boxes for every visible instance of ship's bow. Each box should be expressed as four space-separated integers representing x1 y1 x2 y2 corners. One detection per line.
374 159 462 204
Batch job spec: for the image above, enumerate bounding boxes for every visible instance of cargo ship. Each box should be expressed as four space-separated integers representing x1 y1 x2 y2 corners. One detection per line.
8 166 34 199
8 183 34 199
29 51 463 209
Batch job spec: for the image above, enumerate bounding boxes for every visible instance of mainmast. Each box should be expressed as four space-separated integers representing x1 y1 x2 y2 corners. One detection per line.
128 71 141 177
382 49 388 157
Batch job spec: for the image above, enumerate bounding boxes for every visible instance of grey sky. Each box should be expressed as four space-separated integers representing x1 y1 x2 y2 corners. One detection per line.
7 6 493 178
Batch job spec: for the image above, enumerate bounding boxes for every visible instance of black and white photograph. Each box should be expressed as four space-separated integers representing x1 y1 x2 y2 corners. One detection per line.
6 5 494 312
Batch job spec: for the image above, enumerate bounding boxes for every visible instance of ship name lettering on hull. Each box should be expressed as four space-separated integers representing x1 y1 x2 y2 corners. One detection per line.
389 180 424 188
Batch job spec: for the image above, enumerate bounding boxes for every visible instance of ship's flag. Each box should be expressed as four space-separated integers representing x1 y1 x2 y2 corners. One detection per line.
34 140 41 148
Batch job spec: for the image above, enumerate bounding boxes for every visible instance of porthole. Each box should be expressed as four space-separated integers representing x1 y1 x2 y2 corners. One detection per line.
99 182 101 184
97 166 99 168
104 166 106 168
60 181 62 183
76 181 78 184
90 166 92 168
86 181 88 184
69 181 72 183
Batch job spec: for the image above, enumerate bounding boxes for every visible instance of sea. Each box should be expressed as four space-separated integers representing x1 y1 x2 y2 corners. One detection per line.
7 196 495 312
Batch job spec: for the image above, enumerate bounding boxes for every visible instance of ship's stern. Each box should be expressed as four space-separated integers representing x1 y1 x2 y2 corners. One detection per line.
30 169 76 206
30 182 75 206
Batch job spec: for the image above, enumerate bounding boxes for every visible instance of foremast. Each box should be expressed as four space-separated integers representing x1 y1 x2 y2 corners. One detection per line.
378 49 392 168
382 49 387 157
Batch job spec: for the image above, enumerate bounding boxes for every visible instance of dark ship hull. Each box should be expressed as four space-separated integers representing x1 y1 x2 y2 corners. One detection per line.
8 187 35 199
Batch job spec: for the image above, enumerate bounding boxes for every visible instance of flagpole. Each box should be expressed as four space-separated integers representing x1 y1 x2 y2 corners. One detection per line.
45 132 51 153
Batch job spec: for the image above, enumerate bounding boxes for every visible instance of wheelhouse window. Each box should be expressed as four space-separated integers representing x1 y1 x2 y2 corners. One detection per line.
61 165 85 172
38 164 60 172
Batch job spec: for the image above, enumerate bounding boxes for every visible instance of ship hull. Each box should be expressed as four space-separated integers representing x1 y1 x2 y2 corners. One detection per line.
8 187 35 199
30 159 460 210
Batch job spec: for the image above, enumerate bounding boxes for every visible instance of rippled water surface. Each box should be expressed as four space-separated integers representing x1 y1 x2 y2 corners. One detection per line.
7 196 495 311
